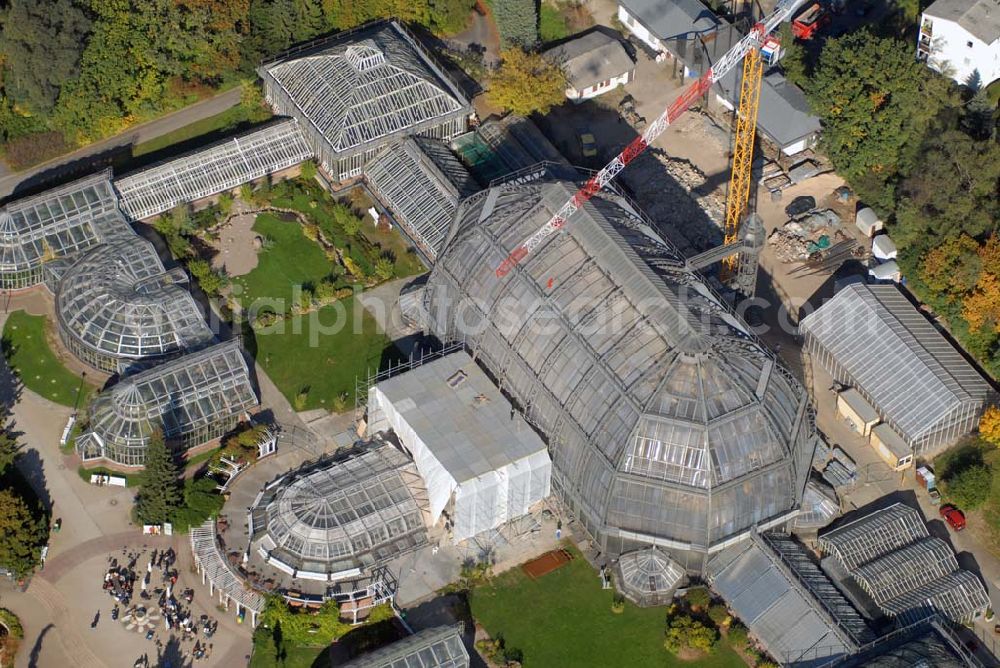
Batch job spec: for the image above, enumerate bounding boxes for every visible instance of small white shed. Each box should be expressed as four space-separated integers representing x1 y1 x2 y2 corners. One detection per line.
856 207 883 237
869 260 900 282
872 234 897 261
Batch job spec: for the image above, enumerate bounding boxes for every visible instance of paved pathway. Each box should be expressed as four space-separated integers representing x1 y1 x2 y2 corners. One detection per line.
0 87 242 200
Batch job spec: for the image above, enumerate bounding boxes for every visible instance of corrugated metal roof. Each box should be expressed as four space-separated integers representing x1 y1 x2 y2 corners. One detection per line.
801 284 991 445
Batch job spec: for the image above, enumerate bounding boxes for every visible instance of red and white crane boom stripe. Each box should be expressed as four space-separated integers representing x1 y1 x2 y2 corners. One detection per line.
494 0 808 278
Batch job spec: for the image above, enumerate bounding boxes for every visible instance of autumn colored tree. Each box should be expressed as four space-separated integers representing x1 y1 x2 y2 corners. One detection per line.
919 234 982 299
980 406 1000 447
488 49 565 117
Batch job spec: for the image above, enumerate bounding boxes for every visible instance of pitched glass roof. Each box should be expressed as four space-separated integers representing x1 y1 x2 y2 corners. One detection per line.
617 547 685 600
261 23 469 155
800 284 990 443
426 181 815 550
341 624 469 668
83 340 257 450
0 171 133 275
114 119 313 221
56 237 214 364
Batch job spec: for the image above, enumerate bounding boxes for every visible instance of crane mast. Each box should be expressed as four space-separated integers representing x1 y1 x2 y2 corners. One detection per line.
494 0 807 279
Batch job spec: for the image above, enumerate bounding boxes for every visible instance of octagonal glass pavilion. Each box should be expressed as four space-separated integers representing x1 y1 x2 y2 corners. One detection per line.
425 180 817 572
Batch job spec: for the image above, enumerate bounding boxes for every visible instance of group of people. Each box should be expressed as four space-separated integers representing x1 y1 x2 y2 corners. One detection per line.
99 545 220 662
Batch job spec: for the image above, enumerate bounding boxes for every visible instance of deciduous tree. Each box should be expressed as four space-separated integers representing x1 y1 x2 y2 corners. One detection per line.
488 49 565 117
0 0 92 114
980 406 1000 447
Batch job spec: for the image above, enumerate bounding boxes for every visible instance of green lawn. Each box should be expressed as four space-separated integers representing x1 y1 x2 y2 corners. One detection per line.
470 548 746 668
252 297 392 411
2 311 95 408
133 102 272 157
232 213 337 313
539 2 572 42
251 631 328 668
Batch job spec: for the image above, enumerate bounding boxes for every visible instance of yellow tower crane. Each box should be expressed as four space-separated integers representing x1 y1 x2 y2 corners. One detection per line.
721 35 780 281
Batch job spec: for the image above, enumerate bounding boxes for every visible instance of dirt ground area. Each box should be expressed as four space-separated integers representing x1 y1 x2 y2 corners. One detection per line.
521 548 573 579
208 199 260 277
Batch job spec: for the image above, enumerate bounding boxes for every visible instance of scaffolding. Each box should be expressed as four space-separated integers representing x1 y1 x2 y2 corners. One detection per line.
424 180 815 569
55 236 214 372
115 119 313 221
76 340 257 466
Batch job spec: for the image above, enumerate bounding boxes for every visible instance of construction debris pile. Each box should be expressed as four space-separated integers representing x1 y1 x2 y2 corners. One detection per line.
768 209 847 263
621 149 726 255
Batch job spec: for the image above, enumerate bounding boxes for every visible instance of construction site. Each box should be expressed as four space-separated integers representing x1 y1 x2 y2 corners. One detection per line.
0 3 997 667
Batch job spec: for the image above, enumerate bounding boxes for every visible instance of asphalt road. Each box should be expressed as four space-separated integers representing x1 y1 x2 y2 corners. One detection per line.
0 87 242 201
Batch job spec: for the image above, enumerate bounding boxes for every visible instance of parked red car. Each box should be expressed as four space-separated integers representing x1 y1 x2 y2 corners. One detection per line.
940 504 967 531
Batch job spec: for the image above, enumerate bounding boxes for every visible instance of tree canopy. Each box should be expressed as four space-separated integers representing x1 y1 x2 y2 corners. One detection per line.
488 49 565 117
0 488 47 578
135 431 182 525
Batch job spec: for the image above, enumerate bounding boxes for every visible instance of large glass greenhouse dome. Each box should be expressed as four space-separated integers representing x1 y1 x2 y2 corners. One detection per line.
425 180 817 573
250 441 428 579
56 237 214 372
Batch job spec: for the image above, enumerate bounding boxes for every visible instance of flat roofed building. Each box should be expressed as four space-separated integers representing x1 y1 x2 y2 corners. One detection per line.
837 388 879 438
249 441 428 580
424 180 815 572
543 30 636 101
0 171 133 289
55 237 214 373
801 283 993 455
370 351 552 543
870 424 914 471
364 136 478 261
260 20 472 181
115 119 313 221
341 624 469 668
76 340 258 467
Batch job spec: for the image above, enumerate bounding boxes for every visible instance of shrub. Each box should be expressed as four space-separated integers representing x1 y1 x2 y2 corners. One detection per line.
664 613 718 654
611 596 625 614
981 406 1000 446
374 257 395 282
293 388 309 411
300 160 317 180
218 192 234 216
727 622 749 648
685 586 711 610
707 603 729 626
2 130 73 170
0 608 23 638
943 463 993 509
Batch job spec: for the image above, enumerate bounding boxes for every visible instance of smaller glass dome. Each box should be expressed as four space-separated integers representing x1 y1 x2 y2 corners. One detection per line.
55 237 214 372
252 442 429 578
616 547 685 607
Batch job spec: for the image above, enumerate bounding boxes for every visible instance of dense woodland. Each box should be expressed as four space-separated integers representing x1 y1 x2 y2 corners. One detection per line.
0 0 476 157
783 26 1000 380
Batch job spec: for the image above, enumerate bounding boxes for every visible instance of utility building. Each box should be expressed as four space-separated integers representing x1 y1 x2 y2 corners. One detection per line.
423 181 816 572
801 283 993 456
260 20 473 181
369 352 552 543
542 30 636 102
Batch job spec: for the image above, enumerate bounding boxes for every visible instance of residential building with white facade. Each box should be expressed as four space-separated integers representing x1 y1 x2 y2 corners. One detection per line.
918 0 1000 87
543 30 636 101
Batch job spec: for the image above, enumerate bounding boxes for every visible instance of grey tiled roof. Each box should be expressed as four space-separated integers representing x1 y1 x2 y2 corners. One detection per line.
924 0 1000 44
618 0 719 40
543 30 635 90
